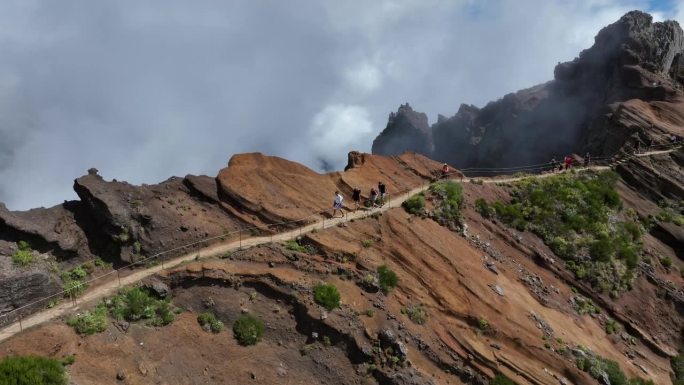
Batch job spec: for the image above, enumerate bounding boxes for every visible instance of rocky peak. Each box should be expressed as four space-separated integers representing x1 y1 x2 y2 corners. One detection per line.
373 10 684 170
371 103 433 157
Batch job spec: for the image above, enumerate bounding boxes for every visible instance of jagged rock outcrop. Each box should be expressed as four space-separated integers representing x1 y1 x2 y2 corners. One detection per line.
0 151 442 320
0 202 92 261
73 170 245 263
373 11 684 171
372 103 433 157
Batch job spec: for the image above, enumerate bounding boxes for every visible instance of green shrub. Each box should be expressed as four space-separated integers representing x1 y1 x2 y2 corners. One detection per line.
62 275 87 298
490 374 517 385
377 265 398 294
478 317 489 330
404 304 428 325
284 240 307 253
70 266 87 279
197 312 224 333
605 318 619 334
429 181 464 225
661 256 673 268
604 359 628 385
361 239 374 248
232 314 264 346
284 240 316 254
313 283 341 310
61 355 75 366
12 241 34 267
576 350 640 385
490 171 643 292
672 353 684 385
402 193 425 215
475 198 495 218
108 287 175 326
67 303 108 335
0 356 67 385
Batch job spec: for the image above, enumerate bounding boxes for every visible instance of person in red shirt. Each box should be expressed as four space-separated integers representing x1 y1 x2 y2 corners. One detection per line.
441 163 449 177
564 156 572 170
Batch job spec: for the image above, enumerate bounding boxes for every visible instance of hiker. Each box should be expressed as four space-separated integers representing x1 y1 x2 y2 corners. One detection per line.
441 163 449 178
352 187 361 212
583 152 591 168
369 187 380 208
332 191 344 218
550 157 558 173
378 182 387 205
564 156 572 171
634 141 641 154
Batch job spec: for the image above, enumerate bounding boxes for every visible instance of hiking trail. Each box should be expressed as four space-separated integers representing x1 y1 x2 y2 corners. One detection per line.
0 146 680 343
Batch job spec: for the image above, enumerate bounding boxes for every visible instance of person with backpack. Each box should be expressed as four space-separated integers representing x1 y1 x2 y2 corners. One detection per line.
378 182 387 205
332 191 344 218
550 157 558 173
583 152 591 168
352 187 361 212
369 188 379 208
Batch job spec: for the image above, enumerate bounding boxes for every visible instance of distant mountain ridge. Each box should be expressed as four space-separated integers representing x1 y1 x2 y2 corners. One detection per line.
372 10 684 169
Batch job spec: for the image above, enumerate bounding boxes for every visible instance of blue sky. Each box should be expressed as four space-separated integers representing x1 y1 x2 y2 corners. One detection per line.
0 0 682 210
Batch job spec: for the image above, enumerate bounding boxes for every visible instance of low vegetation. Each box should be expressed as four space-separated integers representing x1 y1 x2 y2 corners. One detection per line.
67 303 108 335
672 353 684 385
11 241 34 267
233 314 264 346
197 312 224 333
284 239 316 255
0 356 68 385
403 304 428 325
402 193 425 215
657 200 684 226
61 266 89 298
377 265 398 294
313 283 341 310
361 239 374 248
475 198 495 218
480 171 643 293
576 348 654 385
107 287 175 326
429 181 464 226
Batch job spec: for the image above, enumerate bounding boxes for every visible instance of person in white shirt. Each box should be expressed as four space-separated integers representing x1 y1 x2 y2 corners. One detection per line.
332 191 344 218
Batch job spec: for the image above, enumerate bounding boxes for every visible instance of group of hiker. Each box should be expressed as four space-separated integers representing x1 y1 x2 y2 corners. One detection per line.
549 153 591 172
331 182 388 218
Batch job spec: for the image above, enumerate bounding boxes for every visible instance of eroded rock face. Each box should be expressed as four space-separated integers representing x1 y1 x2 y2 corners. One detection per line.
0 202 92 260
372 103 433 157
0 270 60 316
0 151 442 320
372 11 684 170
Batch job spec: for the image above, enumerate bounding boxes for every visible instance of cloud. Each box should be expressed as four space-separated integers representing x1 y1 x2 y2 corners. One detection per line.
309 104 374 170
0 0 675 209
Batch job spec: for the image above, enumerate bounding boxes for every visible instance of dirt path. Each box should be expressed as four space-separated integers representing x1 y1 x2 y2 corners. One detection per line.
0 147 679 343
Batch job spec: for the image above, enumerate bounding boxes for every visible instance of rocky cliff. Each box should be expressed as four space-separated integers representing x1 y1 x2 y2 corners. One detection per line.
373 11 684 169
0 152 441 319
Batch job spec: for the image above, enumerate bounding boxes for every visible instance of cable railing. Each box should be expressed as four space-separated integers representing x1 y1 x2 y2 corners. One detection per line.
0 141 680 336
458 142 681 177
0 175 443 334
